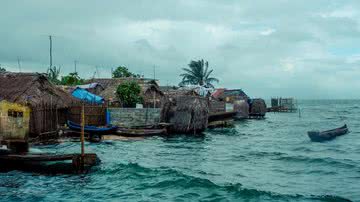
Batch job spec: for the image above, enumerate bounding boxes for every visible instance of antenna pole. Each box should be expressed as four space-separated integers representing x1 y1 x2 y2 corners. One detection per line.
17 57 21 72
49 35 52 69
74 60 77 73
153 65 156 80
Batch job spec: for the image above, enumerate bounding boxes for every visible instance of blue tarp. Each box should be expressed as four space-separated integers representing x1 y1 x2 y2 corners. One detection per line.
71 87 104 104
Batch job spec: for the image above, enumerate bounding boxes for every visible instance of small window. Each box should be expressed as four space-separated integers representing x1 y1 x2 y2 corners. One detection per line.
7 110 23 118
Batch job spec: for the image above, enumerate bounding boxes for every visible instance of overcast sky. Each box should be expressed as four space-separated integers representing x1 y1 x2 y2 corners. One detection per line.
1 0 360 99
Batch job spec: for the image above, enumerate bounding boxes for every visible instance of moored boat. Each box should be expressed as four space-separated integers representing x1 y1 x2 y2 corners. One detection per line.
67 121 118 135
115 128 167 137
308 124 349 142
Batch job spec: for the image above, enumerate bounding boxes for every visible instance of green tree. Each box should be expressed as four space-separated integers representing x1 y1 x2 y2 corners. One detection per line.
116 81 143 107
179 59 219 88
0 66 6 72
47 66 61 84
60 72 84 86
112 66 140 78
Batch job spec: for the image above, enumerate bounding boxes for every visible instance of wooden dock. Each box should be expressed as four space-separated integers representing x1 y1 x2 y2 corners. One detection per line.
208 111 236 128
267 106 297 113
268 97 297 113
0 153 99 174
208 111 236 122
248 113 266 119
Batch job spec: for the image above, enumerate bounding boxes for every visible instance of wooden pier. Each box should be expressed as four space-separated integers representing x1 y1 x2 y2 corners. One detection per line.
0 153 99 174
268 97 297 113
208 111 236 128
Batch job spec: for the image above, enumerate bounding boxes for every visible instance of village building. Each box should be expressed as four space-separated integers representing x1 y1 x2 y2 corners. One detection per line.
75 83 104 95
212 88 249 103
71 87 105 105
162 88 200 100
59 83 104 96
0 99 31 148
86 78 165 108
161 93 208 134
0 72 77 137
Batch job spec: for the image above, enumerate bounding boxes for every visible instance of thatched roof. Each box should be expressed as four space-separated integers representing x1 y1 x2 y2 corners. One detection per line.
212 88 248 101
161 96 208 134
86 78 164 102
163 89 200 99
0 72 76 108
249 98 267 117
234 100 249 119
159 86 178 92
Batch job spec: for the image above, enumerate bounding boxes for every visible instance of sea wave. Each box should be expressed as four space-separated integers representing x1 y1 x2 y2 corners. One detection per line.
274 155 357 169
98 162 353 201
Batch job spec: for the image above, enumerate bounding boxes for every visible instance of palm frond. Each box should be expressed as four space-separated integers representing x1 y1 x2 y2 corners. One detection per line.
205 69 212 80
204 61 209 77
206 83 215 89
206 77 219 83
180 59 219 88
181 68 196 76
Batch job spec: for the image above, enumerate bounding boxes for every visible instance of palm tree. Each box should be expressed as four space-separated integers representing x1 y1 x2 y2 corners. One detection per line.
179 59 219 88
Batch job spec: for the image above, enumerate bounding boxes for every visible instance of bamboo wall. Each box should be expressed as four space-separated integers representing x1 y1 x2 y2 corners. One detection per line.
29 103 67 137
209 100 226 114
68 105 106 126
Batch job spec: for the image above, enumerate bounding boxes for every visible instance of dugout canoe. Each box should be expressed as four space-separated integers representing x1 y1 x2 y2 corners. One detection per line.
308 124 348 142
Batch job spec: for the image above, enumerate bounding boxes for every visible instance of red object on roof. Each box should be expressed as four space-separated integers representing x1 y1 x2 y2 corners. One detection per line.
211 88 226 98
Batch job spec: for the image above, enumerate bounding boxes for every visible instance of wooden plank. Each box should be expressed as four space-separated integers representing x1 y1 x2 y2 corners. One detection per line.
208 111 236 122
0 153 97 162
0 154 76 161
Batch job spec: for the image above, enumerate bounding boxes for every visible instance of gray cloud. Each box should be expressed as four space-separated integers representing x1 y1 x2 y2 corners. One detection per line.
1 0 360 99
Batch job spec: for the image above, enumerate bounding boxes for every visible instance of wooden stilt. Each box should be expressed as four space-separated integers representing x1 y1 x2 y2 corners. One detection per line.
80 103 85 170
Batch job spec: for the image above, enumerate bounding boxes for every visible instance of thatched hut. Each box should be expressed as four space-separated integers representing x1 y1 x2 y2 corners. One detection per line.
76 83 104 95
163 89 200 100
60 83 105 96
86 78 165 108
161 96 208 134
249 98 267 118
0 72 77 137
212 88 249 103
234 100 249 119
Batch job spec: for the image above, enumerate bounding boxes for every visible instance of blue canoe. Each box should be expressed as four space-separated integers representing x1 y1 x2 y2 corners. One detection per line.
67 121 118 134
308 124 348 142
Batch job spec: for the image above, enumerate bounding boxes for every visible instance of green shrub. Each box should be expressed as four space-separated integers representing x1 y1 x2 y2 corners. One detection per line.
116 81 143 107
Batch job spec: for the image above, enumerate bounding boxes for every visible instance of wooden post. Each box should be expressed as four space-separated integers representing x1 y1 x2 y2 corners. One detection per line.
153 65 156 109
80 103 85 172
81 103 85 157
153 91 156 108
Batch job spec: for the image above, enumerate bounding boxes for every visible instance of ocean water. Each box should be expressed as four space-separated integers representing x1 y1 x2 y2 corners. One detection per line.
1 100 359 202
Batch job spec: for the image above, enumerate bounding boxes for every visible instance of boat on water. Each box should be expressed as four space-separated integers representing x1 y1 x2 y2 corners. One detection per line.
67 121 118 135
114 128 167 137
308 124 349 142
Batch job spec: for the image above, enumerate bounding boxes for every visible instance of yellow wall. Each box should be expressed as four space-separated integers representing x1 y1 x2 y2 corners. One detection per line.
0 100 31 141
